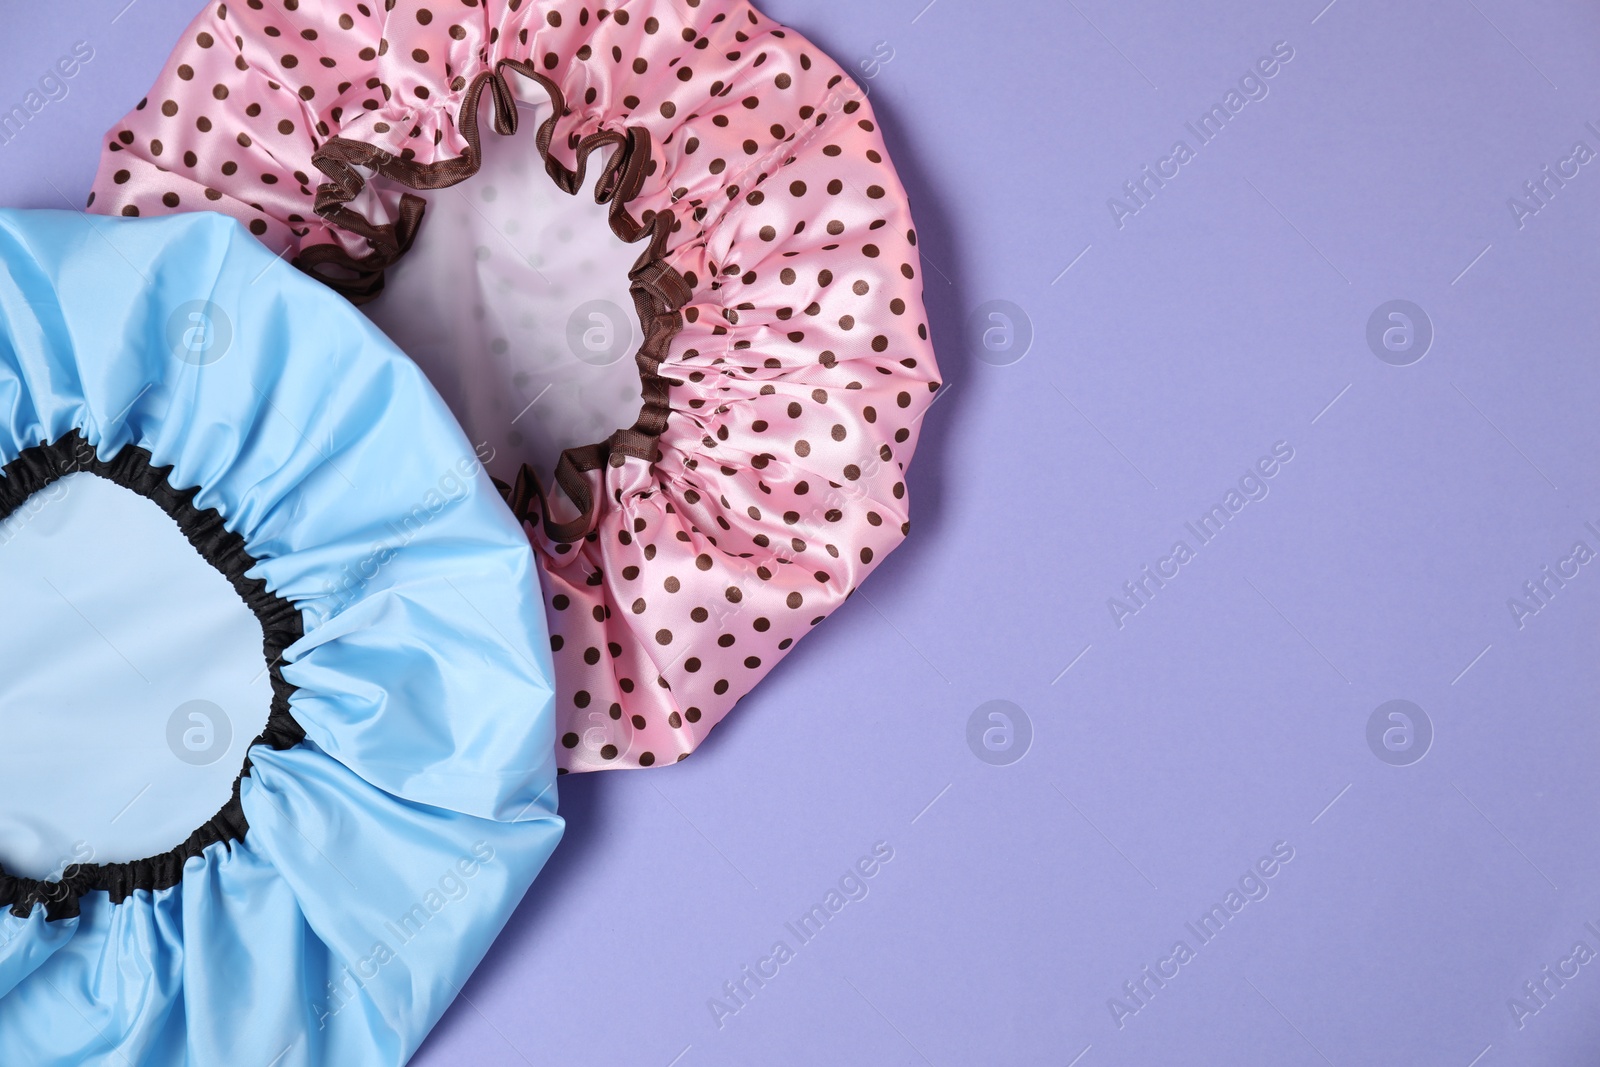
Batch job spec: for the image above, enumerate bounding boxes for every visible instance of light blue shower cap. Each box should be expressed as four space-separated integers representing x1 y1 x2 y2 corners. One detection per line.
0 209 562 1065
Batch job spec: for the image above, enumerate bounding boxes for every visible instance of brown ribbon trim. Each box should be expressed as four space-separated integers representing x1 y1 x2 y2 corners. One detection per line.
298 62 690 544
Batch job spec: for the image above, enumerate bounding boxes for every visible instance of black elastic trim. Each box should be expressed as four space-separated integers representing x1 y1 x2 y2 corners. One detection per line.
0 430 304 920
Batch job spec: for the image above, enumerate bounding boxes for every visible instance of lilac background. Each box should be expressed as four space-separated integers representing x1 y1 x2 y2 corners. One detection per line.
5 1 1600 1063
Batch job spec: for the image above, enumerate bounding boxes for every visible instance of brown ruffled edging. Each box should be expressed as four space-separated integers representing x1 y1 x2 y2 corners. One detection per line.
0 431 304 921
298 63 692 545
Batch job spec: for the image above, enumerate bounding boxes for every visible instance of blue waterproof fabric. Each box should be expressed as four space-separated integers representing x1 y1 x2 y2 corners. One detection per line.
0 209 563 1065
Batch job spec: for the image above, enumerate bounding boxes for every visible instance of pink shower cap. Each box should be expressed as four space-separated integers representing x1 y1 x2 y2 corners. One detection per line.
88 0 941 772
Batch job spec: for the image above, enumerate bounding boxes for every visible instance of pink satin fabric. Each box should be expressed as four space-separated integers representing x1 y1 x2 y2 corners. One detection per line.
87 0 941 772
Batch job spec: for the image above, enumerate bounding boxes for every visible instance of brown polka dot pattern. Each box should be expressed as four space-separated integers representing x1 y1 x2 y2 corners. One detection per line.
85 0 941 773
